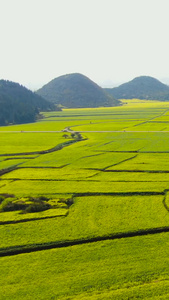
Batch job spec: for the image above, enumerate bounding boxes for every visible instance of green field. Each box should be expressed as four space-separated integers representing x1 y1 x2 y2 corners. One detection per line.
1 100 169 299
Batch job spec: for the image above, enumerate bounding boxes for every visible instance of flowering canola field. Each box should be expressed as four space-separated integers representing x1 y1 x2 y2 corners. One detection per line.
1 100 169 299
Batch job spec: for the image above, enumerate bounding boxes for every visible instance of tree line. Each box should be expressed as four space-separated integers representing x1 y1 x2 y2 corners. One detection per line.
0 80 56 126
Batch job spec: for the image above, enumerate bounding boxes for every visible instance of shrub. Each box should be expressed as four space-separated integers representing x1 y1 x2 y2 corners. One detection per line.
0 195 68 214
25 201 51 213
37 196 49 201
0 198 30 212
0 198 15 212
58 198 74 208
0 196 4 204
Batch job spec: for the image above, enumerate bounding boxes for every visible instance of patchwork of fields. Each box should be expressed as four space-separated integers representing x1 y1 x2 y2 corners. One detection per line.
1 100 169 299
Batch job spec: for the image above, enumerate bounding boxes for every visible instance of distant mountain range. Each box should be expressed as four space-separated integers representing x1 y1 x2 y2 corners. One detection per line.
36 73 120 108
0 80 55 126
105 76 169 100
2 74 169 127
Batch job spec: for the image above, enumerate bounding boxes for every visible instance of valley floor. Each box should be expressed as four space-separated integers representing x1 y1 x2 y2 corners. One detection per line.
1 100 169 299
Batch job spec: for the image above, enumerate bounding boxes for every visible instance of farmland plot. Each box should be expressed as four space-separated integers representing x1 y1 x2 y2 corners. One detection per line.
2 234 169 300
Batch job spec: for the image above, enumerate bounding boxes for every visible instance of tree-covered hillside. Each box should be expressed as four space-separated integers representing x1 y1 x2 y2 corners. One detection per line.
105 76 169 100
0 80 55 126
37 73 120 108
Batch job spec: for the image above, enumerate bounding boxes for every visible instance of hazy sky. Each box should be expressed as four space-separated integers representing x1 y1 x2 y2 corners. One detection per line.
1 0 169 90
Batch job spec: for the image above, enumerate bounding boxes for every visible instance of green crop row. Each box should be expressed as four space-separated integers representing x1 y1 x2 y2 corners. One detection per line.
0 132 65 155
1 179 168 196
110 153 169 171
3 168 169 183
0 207 67 223
1 168 98 180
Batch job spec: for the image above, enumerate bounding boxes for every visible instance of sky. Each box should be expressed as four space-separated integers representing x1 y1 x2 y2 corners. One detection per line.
1 0 169 90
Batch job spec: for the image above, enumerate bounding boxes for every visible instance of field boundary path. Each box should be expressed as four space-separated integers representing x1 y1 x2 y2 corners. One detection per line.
1 225 169 257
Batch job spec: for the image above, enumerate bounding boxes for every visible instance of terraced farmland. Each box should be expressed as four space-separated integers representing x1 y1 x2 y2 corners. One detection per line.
1 100 169 299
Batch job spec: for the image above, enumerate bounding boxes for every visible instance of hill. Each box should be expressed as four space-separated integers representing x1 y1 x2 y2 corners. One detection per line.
0 80 56 126
105 76 169 100
36 73 120 108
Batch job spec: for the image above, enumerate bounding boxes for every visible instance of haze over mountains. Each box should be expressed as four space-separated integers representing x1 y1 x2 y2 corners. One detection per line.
105 76 169 100
36 73 120 108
